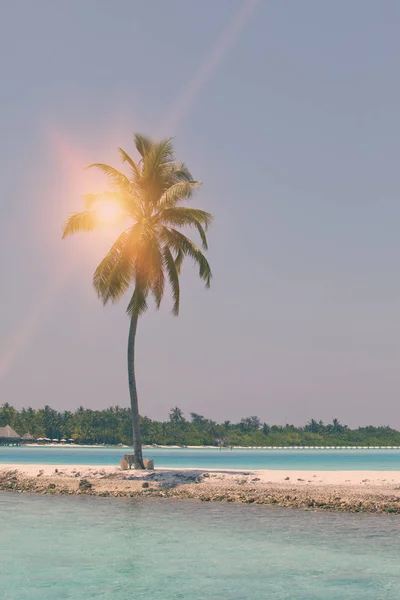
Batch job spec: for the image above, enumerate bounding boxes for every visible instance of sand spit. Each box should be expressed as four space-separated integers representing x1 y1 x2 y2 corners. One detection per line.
1 465 400 514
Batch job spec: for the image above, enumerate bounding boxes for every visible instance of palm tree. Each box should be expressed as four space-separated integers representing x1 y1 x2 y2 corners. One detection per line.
62 134 212 468
305 419 319 434
169 406 185 425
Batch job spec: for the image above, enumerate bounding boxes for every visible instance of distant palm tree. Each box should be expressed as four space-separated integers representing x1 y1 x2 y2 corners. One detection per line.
305 419 319 434
169 406 185 425
331 418 343 433
62 134 212 468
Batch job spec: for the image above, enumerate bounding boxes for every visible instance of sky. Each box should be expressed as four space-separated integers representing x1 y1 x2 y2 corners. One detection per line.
1 0 400 427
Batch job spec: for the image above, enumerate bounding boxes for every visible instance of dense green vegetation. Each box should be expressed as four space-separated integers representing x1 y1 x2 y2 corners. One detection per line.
1 404 399 447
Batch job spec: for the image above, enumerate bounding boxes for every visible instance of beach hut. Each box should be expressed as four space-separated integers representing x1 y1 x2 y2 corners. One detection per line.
0 425 21 446
21 432 35 444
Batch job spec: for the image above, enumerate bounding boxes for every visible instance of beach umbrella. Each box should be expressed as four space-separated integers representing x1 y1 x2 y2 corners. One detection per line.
44 438 51 442
52 438 59 442
60 439 66 442
68 438 75 442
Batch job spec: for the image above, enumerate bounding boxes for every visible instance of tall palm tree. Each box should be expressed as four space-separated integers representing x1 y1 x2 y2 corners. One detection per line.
62 134 212 468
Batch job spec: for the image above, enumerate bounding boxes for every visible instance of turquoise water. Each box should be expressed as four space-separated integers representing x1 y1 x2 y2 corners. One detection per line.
2 446 400 470
1 492 399 599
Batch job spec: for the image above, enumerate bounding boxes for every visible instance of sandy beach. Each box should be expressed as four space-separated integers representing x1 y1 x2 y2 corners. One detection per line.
1 464 400 513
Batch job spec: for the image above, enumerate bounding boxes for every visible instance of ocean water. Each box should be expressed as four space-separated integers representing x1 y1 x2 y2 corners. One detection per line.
2 446 400 470
0 492 399 599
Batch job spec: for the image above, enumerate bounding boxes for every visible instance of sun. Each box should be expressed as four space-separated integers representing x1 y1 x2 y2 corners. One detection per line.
94 199 123 225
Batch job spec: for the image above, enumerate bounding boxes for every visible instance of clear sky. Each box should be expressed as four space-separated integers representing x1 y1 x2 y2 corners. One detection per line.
1 0 400 427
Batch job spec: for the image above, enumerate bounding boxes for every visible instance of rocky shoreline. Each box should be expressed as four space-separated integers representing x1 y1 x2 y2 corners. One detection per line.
1 466 400 514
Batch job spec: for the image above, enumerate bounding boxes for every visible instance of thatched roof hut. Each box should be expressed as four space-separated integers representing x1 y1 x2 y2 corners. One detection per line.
21 432 35 443
0 425 21 445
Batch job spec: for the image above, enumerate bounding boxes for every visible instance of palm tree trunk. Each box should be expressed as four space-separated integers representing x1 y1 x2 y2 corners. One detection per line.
127 315 145 469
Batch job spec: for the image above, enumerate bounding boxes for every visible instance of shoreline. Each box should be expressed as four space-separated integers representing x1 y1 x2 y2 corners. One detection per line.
1 464 400 514
17 444 400 449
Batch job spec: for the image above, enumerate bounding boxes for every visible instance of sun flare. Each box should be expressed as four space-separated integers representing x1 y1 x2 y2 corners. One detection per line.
94 199 123 225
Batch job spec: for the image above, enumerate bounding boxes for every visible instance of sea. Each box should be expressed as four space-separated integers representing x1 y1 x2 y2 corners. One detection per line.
1 446 400 470
1 493 399 599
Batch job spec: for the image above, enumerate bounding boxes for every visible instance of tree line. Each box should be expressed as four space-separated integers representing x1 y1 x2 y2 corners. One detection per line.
1 403 399 447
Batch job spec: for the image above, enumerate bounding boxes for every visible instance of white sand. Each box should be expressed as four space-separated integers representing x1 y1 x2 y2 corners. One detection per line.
1 463 400 487
2 463 400 513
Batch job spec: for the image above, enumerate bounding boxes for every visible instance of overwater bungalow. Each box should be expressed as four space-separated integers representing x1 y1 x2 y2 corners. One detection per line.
0 425 21 446
21 432 35 444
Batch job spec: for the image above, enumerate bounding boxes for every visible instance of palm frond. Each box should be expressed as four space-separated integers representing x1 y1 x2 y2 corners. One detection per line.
169 162 194 183
142 138 175 181
162 228 212 288
158 206 211 249
93 231 132 303
174 248 184 274
156 162 194 190
158 207 212 229
157 181 201 209
104 260 135 304
136 235 165 309
62 211 98 238
126 279 148 317
101 238 137 304
193 222 208 250
149 239 165 309
118 148 141 179
86 163 131 190
134 133 154 159
163 246 180 315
